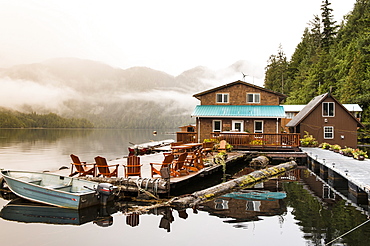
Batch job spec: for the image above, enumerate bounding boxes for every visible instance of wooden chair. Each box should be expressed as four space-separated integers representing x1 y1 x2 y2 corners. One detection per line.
150 154 174 178
171 152 188 177
202 142 215 156
123 156 142 178
94 156 119 178
69 154 96 177
218 140 227 152
184 150 202 172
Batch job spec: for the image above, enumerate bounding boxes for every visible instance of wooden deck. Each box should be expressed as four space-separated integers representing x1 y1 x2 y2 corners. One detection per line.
211 132 300 150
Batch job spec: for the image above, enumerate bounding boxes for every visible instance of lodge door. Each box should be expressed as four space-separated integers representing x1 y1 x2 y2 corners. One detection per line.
232 120 244 132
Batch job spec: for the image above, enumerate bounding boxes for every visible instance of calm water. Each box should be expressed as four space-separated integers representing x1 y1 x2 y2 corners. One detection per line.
0 129 370 246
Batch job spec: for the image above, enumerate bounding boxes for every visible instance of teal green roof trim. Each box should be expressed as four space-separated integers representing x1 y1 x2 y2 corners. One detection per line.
191 105 285 118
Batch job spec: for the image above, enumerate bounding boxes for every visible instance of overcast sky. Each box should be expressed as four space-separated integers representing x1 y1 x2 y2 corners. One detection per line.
0 0 356 78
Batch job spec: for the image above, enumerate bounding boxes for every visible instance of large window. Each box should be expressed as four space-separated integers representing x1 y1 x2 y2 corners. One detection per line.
247 93 260 103
254 120 263 133
323 102 335 117
216 93 229 103
324 126 334 139
213 120 222 132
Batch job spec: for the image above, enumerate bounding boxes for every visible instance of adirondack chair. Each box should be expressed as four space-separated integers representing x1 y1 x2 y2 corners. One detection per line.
184 149 202 172
69 154 96 177
202 142 215 156
123 155 142 178
218 140 227 152
171 152 188 177
150 154 174 178
94 156 119 178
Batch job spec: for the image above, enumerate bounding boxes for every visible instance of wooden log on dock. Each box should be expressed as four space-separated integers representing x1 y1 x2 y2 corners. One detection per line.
171 161 297 208
81 176 169 195
250 155 269 168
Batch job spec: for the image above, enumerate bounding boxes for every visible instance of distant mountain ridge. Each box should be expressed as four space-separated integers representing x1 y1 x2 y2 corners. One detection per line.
0 58 260 128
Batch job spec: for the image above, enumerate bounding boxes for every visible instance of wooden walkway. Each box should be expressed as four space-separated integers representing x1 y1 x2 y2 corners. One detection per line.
301 147 370 194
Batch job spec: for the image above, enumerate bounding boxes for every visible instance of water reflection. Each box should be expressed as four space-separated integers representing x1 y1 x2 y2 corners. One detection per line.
2 165 370 245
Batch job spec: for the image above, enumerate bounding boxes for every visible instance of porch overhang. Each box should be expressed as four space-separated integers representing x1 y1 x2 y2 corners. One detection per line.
191 105 286 118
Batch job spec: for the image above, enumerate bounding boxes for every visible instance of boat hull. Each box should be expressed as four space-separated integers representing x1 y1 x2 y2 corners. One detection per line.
1 170 101 209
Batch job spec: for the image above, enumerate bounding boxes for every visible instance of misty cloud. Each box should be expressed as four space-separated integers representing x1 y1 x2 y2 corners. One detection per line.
0 77 78 113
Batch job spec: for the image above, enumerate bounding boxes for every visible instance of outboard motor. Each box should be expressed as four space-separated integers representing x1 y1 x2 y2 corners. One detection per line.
96 183 116 206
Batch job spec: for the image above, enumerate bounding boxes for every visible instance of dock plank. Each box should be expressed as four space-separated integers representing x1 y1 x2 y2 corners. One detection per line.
301 147 370 193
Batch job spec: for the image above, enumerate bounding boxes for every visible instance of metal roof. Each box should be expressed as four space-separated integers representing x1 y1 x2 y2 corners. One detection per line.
282 104 362 112
191 105 286 118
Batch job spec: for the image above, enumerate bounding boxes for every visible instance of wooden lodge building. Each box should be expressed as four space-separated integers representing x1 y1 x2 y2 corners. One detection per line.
177 80 363 150
285 92 363 148
187 80 300 150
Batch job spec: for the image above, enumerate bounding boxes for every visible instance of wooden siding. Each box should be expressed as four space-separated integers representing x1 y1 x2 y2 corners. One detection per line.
197 83 282 106
294 97 359 148
196 118 282 142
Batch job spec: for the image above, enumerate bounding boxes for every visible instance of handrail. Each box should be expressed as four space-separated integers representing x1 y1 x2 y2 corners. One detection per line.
210 132 300 148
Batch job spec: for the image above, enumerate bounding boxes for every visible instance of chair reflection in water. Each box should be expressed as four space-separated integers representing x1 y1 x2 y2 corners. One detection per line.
123 155 142 178
94 156 119 178
69 154 96 177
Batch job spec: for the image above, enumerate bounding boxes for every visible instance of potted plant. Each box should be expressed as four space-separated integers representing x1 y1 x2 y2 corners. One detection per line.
332 144 341 153
320 142 331 149
340 147 354 157
299 131 318 147
214 151 228 164
352 149 368 160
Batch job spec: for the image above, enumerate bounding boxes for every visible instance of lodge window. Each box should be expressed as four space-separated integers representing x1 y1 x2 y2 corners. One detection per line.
323 102 335 117
254 120 263 133
324 126 334 139
216 93 229 103
286 112 295 119
213 120 222 132
247 93 260 103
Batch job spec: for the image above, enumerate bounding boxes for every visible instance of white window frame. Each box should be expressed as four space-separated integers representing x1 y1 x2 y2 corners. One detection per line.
254 120 263 133
286 112 295 119
324 126 334 139
213 120 222 132
322 102 335 117
232 120 244 132
247 93 260 103
216 93 229 103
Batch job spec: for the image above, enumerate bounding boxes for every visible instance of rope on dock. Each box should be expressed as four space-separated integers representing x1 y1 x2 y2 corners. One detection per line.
325 219 370 245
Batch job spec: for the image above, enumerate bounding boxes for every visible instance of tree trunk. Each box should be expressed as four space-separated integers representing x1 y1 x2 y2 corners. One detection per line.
250 155 269 168
81 176 169 195
171 161 297 208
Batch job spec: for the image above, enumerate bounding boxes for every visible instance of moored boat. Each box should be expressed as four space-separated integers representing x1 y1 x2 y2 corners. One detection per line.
128 139 174 155
1 170 116 209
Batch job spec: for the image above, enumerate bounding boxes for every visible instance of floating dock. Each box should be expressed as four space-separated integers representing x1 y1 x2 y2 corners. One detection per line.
301 147 370 205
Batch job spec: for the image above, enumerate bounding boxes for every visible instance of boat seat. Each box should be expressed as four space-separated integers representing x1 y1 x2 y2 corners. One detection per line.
28 179 42 185
43 184 72 190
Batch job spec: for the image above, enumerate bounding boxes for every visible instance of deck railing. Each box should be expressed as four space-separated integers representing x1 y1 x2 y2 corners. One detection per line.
210 132 300 149
176 132 197 143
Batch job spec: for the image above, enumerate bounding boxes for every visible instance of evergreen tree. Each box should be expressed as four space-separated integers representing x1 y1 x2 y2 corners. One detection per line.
264 44 289 94
321 0 338 50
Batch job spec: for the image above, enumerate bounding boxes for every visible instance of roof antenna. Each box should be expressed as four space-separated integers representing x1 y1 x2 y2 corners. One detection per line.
241 72 247 82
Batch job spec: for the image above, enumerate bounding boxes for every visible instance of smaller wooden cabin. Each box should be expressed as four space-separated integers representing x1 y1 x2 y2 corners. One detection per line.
285 93 363 148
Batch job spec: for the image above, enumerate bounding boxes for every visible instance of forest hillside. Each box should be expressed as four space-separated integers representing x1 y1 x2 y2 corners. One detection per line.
264 0 370 125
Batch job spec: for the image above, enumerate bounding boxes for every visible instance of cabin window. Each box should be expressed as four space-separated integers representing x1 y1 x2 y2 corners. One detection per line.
213 120 222 132
232 120 244 132
286 112 295 119
254 120 263 133
324 126 334 139
323 102 335 117
247 93 260 103
216 93 229 103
